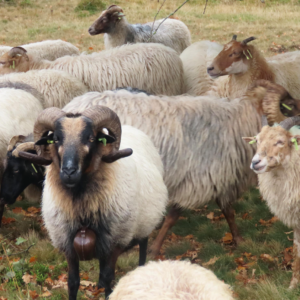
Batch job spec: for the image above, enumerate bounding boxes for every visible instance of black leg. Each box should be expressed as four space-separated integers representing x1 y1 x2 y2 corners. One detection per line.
66 249 80 300
0 204 5 228
138 237 148 266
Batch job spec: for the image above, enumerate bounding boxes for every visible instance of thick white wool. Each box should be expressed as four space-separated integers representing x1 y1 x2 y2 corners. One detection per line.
110 260 234 300
0 40 79 61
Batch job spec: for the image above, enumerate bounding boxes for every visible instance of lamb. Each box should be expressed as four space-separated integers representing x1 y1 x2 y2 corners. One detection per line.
63 81 293 255
0 40 80 61
244 115 300 289
20 106 168 299
0 70 88 108
110 260 234 300
180 40 223 95
88 5 191 54
0 44 184 95
207 35 300 99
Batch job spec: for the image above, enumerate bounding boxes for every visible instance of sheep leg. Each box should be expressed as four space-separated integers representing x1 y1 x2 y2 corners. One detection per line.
290 228 300 289
66 249 80 300
138 237 148 266
98 247 122 298
0 203 4 228
149 205 182 257
216 199 244 245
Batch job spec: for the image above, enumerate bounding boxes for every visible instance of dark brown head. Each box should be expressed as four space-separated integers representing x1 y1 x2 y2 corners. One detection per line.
21 106 132 189
88 5 125 36
207 35 256 78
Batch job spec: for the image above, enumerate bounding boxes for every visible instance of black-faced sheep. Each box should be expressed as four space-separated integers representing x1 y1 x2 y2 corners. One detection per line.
88 5 191 54
0 44 184 96
21 106 168 299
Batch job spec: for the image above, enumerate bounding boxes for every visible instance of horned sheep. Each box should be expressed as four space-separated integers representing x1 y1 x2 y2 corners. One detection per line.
0 70 88 108
88 5 191 54
245 116 300 289
63 81 295 255
0 43 184 95
0 40 80 61
207 35 300 99
21 106 168 299
110 260 234 300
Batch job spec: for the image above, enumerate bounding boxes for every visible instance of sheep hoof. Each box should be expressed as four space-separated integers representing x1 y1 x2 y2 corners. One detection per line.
148 246 160 259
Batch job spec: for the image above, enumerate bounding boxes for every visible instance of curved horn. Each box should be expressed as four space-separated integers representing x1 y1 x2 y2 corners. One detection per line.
107 4 118 9
18 151 52 166
279 116 300 131
232 35 237 41
12 142 36 157
82 106 132 162
7 135 26 152
8 47 28 60
241 36 256 45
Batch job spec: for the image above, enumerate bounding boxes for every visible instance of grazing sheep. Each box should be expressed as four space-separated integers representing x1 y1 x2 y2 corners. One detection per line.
207 35 300 99
0 44 184 95
88 5 191 54
180 40 223 95
245 116 300 289
63 81 293 255
0 70 88 108
0 40 79 61
110 260 234 300
22 106 168 299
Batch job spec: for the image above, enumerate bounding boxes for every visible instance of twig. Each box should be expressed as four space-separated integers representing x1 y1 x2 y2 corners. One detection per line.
149 0 190 41
151 0 167 36
203 0 208 14
4 243 35 257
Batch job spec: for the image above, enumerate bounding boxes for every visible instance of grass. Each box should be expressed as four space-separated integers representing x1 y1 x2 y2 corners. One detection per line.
1 0 300 298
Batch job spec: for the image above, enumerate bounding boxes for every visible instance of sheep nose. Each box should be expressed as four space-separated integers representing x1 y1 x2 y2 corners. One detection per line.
207 66 214 72
62 167 77 177
251 159 261 169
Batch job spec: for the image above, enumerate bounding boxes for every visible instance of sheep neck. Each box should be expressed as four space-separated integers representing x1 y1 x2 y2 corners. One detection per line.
228 46 275 99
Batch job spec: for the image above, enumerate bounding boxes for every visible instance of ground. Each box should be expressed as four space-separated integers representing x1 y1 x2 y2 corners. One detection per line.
0 0 300 299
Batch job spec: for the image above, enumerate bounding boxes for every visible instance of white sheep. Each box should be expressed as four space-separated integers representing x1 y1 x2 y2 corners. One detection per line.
207 35 300 99
88 5 191 54
0 43 184 95
23 106 168 299
0 69 88 108
63 81 290 255
110 260 234 300
0 40 79 61
180 40 223 95
245 116 300 289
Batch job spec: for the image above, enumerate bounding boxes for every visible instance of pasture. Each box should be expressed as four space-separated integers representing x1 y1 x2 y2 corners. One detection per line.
0 0 300 299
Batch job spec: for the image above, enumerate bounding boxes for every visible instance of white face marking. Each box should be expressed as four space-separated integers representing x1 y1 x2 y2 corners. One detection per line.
251 154 268 174
225 60 248 74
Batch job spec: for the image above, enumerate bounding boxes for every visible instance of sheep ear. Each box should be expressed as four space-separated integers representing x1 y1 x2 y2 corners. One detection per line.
291 135 300 146
242 137 256 143
35 133 54 146
97 132 116 145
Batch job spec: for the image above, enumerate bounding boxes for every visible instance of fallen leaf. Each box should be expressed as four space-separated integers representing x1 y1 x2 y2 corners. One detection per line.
58 274 68 282
29 290 39 299
207 212 214 220
203 256 219 267
184 234 194 240
1 217 16 225
222 232 233 244
88 47 94 50
179 216 187 220
80 280 96 287
260 254 274 262
41 290 52 297
22 274 34 284
29 257 36 263
12 207 25 214
27 207 41 214
45 277 54 286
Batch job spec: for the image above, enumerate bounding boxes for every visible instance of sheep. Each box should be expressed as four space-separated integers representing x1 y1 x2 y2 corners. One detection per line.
63 81 294 255
110 260 234 300
0 44 184 95
0 84 44 225
0 40 80 61
88 5 191 54
207 35 300 99
20 106 168 299
180 40 223 95
0 70 88 108
244 115 300 289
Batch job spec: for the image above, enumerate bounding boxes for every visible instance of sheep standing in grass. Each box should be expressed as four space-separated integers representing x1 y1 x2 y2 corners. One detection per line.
21 106 168 299
207 35 300 99
245 116 300 289
110 260 234 300
88 5 191 54
0 70 88 108
0 40 79 60
0 44 184 95
63 81 296 255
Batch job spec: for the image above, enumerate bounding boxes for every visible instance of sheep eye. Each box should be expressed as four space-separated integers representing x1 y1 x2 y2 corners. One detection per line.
229 54 233 57
276 141 284 146
13 170 19 174
89 137 95 142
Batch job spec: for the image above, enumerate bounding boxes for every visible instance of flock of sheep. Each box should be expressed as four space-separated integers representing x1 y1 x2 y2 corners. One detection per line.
1 3 300 299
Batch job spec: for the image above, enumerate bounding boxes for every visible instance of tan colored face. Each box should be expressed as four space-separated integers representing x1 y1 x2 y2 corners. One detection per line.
207 41 250 78
249 126 299 174
0 51 30 75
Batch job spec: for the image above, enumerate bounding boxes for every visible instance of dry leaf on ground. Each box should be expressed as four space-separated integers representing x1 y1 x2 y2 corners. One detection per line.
222 232 233 244
203 256 219 267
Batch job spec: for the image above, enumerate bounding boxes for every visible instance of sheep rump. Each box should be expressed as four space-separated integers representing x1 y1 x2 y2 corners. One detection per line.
109 260 234 300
